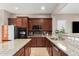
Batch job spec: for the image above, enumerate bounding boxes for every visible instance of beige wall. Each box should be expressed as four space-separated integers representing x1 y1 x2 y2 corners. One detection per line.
0 9 4 25
0 10 12 25
52 14 79 34
3 10 12 25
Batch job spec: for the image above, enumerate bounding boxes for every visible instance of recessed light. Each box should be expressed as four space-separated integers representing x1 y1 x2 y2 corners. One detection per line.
15 7 19 10
41 6 45 10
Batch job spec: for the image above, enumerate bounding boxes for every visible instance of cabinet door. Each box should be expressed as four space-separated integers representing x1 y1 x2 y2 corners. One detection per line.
42 19 52 32
25 47 29 56
36 37 43 47
22 18 28 28
14 48 24 56
25 41 31 56
16 18 22 27
31 37 37 47
46 39 52 56
42 37 46 47
45 38 49 47
31 37 46 47
53 46 61 56
8 18 16 25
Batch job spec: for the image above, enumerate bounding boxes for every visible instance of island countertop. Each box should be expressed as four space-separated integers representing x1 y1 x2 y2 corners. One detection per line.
0 39 31 56
46 35 79 56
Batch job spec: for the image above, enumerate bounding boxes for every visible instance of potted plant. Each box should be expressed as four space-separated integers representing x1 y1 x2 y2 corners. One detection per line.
55 27 65 40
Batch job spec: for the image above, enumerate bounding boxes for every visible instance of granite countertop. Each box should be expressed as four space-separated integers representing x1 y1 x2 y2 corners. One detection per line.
0 39 31 56
1 35 79 56
46 35 79 56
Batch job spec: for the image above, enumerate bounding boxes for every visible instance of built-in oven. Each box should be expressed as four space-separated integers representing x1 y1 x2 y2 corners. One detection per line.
14 27 27 39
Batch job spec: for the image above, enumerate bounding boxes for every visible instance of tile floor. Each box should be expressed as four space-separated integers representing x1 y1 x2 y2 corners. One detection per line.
30 47 49 56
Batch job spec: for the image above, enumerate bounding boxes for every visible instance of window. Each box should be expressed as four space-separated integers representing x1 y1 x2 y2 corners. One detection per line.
57 20 66 31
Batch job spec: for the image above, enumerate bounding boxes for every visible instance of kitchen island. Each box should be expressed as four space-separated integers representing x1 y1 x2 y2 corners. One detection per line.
0 39 31 56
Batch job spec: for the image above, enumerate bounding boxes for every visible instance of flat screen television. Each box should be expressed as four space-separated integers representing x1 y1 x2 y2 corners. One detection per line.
72 21 79 33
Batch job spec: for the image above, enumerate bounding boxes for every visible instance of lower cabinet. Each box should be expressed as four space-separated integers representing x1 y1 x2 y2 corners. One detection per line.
24 42 31 56
53 45 61 56
46 38 67 56
14 41 31 56
14 37 68 56
31 37 46 47
14 47 25 56
25 47 31 56
31 37 37 47
52 44 68 56
46 39 53 56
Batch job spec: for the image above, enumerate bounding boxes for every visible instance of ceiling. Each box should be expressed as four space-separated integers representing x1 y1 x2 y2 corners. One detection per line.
0 3 58 14
0 3 79 14
57 3 79 14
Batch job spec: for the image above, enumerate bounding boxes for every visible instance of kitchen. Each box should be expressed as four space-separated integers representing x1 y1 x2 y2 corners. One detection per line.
0 3 79 56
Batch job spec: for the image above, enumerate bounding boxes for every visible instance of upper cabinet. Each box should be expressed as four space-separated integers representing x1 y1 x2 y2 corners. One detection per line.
16 17 23 27
8 17 29 28
28 18 52 33
42 18 52 32
8 17 52 33
8 18 16 26
16 17 28 28
22 17 28 28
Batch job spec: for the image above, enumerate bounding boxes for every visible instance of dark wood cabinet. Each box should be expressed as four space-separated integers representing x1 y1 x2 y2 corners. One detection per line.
31 37 46 47
53 45 61 56
24 41 31 56
45 38 67 56
52 44 68 56
46 39 53 56
31 37 37 47
16 17 23 27
16 17 28 28
8 17 29 28
22 17 28 28
28 18 52 33
14 37 68 56
14 47 25 56
14 41 31 56
36 37 45 47
42 19 52 32
8 18 16 25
